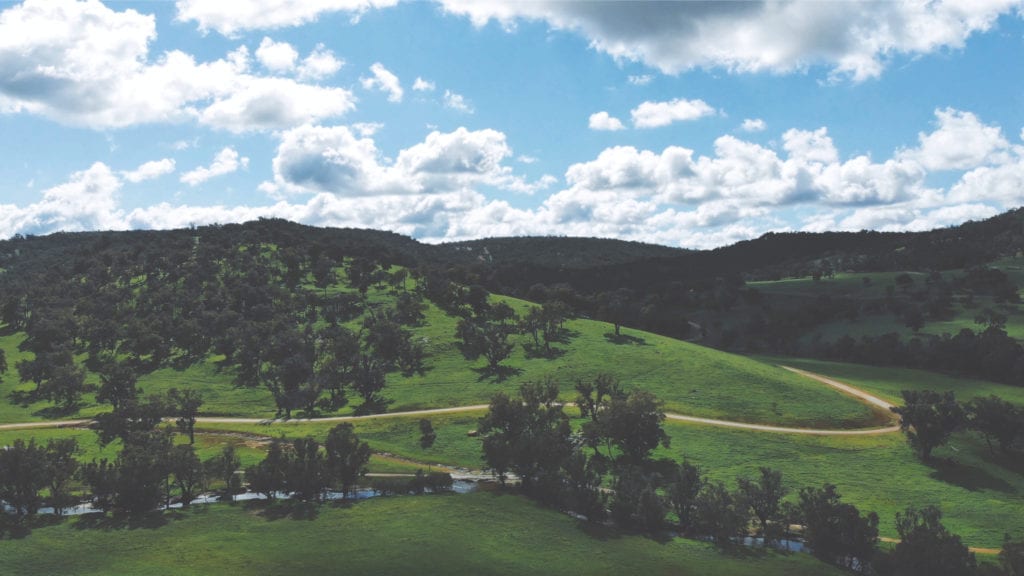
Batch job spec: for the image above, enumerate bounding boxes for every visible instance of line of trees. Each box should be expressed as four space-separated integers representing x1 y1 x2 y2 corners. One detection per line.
475 377 1023 575
891 390 1024 461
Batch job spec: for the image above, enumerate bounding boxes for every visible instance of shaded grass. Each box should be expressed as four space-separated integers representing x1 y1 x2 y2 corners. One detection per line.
0 492 844 576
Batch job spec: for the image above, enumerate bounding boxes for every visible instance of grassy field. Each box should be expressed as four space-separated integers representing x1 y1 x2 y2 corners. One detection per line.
1 287 882 429
0 492 845 576
754 356 1024 407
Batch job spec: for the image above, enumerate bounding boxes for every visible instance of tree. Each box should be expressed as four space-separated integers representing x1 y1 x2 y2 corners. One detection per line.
797 484 879 570
692 480 748 546
114 429 174 515
667 459 705 533
738 467 788 546
574 373 624 423
96 360 138 410
600 390 669 464
167 388 204 445
44 438 79 515
286 437 327 502
168 444 205 507
92 395 166 446
610 465 666 532
325 423 371 498
1000 534 1024 576
892 505 975 576
418 418 436 470
207 445 241 502
891 390 965 461
478 380 572 494
39 362 87 412
456 316 515 374
0 438 48 516
966 395 1022 454
246 439 288 501
351 354 389 415
561 449 606 521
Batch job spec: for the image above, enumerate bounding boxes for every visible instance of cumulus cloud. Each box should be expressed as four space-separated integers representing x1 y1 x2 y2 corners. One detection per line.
297 44 344 80
413 77 436 91
631 98 716 128
4 108 1024 249
0 1 355 131
741 118 766 132
262 124 552 198
255 37 298 72
438 0 1022 81
180 147 249 186
175 0 399 36
361 62 403 102
444 90 473 113
588 111 625 131
900 107 1011 171
0 163 125 237
122 158 176 183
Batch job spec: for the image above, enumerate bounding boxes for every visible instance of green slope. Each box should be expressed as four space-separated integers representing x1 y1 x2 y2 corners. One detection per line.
0 493 844 576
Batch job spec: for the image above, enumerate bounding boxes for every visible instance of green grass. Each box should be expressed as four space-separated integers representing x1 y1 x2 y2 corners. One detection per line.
0 492 844 576
1 285 882 429
752 356 1024 407
657 420 1024 550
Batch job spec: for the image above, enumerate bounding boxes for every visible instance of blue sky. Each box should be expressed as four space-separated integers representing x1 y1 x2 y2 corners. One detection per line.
1 0 1023 248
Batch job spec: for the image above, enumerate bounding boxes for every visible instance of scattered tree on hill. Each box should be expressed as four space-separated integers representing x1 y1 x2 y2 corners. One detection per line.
574 373 625 423
561 448 606 522
456 315 516 374
351 354 389 414
891 390 965 461
966 395 1022 454
166 388 203 445
738 466 788 546
92 395 166 446
419 418 436 451
110 428 175 515
891 505 975 576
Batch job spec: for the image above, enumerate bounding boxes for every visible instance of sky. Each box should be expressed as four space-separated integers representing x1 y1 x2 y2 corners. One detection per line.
1 0 1024 249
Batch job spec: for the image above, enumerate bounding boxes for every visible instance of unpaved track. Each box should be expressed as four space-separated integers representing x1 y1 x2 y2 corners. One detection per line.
0 366 899 436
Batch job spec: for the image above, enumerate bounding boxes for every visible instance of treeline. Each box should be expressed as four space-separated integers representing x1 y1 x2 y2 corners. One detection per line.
476 378 1024 575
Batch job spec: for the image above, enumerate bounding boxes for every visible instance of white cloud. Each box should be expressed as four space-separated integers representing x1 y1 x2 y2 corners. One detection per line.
352 122 384 137
900 107 1010 171
631 98 716 128
0 1 355 131
297 44 344 80
122 158 176 183
740 118 766 133
627 74 653 86
255 37 298 72
263 124 551 199
361 62 403 102
197 76 355 132
180 147 249 186
444 90 473 113
413 77 436 91
588 111 625 131
438 0 1022 81
0 162 125 237
175 0 399 36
